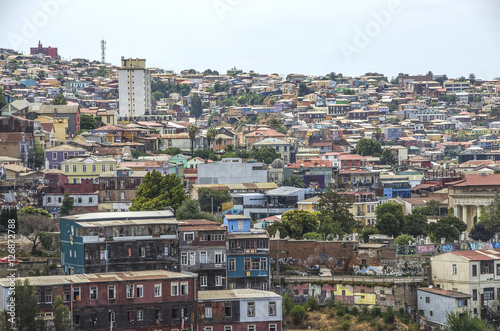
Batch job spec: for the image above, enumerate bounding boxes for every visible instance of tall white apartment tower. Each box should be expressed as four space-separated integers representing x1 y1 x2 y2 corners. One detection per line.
118 57 152 118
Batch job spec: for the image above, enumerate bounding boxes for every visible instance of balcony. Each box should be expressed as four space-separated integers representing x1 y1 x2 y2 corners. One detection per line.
199 262 226 269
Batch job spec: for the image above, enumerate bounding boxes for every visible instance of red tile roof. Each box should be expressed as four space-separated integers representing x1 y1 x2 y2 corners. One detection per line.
451 249 500 260
340 154 365 160
450 174 500 187
287 159 333 168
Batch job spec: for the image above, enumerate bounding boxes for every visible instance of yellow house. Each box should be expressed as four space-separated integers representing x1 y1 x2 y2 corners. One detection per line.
37 115 69 143
297 196 320 212
61 156 117 184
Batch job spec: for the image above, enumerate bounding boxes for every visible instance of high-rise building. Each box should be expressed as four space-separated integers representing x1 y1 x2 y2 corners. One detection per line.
118 57 152 118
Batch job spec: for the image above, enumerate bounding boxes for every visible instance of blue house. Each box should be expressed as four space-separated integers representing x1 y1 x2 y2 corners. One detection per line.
225 215 270 290
223 215 252 232
380 177 411 199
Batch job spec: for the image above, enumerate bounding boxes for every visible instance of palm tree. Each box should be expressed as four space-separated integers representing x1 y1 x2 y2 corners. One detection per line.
206 127 218 151
282 175 306 188
373 127 382 143
216 137 223 151
187 124 199 156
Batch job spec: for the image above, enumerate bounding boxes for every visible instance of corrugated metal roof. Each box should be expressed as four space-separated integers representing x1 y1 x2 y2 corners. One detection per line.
198 289 281 301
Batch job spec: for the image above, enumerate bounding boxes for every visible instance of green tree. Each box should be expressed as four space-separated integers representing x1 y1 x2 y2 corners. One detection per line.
317 189 358 239
428 215 467 242
39 231 53 250
362 227 378 243
206 127 218 151
404 213 428 237
32 146 44 169
380 149 398 167
250 145 281 164
187 124 199 156
19 207 56 254
375 202 405 237
412 200 440 216
468 73 476 85
53 296 71 331
37 70 46 80
80 114 97 130
175 199 214 220
0 87 7 109
395 234 415 246
469 223 495 242
198 188 232 213
478 196 500 231
282 175 306 188
11 279 42 330
129 170 186 212
152 91 163 103
303 232 323 240
53 94 67 105
298 83 310 97
60 190 74 216
267 210 319 240
373 127 382 142
444 310 494 331
190 93 203 119
355 138 382 156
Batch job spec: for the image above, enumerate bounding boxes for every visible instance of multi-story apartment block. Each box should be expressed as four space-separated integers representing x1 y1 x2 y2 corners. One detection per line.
431 249 500 321
60 210 179 275
0 270 197 331
198 289 283 331
179 219 227 290
97 167 146 212
61 155 117 184
224 215 270 291
118 57 152 118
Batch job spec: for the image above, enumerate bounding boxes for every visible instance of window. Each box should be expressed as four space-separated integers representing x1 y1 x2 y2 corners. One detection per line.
73 287 81 301
137 310 143 321
181 252 188 265
458 299 468 307
63 291 70 302
215 251 223 264
109 165 114 171
73 165 77 172
484 288 495 300
452 264 457 275
269 301 276 316
102 165 106 172
244 258 251 271
127 310 134 322
205 304 212 318
260 257 267 271
269 325 277 331
200 251 207 264
74 312 80 325
92 164 96 172
184 232 194 241
88 197 93 203
216 276 222 287
181 282 188 296
45 289 52 303
497 264 500 276
262 282 268 291
140 247 146 257
65 165 69 172
90 286 98 300
224 326 233 331
200 276 207 287
248 325 255 331
247 302 255 317
154 308 161 321
225 303 232 317
425 297 430 303
126 284 134 298
481 261 494 274
82 165 87 172
154 284 162 297
238 221 244 230
108 285 116 300
228 258 236 271
190 252 195 265
172 306 179 319
137 285 143 298
171 283 179 296
205 327 213 331
52 152 57 160
473 289 478 301
472 265 478 277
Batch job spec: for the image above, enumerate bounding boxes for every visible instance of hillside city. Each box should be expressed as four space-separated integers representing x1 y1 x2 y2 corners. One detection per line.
0 42 500 330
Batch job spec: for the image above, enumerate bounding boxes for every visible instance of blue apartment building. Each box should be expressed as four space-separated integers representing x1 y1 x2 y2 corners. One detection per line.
224 215 270 291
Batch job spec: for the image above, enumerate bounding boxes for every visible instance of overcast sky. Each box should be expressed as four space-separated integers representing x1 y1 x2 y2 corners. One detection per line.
1 0 499 80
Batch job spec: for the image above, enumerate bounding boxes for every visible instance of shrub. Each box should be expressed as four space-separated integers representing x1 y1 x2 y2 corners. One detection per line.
383 306 395 324
290 305 307 326
307 297 319 311
341 321 350 330
371 307 381 317
350 306 359 315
